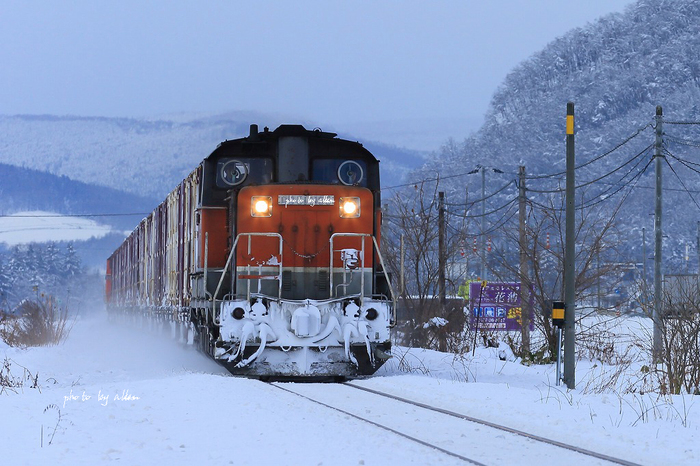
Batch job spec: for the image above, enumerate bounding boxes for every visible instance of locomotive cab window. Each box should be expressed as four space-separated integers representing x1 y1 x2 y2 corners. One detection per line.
311 158 367 186
216 157 274 188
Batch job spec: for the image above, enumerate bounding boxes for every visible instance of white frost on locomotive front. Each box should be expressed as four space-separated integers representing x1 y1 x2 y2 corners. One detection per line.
217 296 390 375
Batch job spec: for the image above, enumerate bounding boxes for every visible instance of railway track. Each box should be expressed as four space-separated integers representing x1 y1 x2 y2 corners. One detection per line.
269 381 643 466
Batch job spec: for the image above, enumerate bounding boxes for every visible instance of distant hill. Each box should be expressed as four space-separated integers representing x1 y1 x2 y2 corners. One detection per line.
0 163 159 268
0 112 426 199
420 0 700 271
0 163 158 231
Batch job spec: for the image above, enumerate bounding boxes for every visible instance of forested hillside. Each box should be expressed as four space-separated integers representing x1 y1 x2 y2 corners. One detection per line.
420 0 700 271
0 163 158 231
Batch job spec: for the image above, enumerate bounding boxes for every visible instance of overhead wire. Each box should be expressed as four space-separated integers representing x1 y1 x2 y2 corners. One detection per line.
663 149 700 211
526 150 655 213
521 122 652 180
446 197 519 220
664 150 700 176
444 205 518 240
523 142 652 197
665 134 700 149
523 142 653 194
577 154 654 210
382 123 652 190
664 120 700 125
381 167 508 191
443 179 517 207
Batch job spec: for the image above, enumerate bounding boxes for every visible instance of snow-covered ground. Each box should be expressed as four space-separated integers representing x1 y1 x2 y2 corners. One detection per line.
1 312 697 465
0 211 114 246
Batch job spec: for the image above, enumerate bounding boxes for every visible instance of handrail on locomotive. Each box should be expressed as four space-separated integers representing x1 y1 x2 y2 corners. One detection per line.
210 231 396 327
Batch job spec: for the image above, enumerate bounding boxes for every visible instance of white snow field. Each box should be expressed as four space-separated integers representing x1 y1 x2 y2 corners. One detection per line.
0 211 114 246
1 312 698 465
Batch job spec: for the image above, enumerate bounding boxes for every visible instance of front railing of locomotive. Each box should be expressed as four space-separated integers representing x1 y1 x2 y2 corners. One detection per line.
214 181 393 375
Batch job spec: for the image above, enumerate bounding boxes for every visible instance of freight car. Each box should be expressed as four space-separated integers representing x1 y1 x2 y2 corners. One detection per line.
106 125 395 378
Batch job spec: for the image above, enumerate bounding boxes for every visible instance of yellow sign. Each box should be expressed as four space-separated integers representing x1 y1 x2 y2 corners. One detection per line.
566 115 574 135
552 306 565 320
507 307 523 325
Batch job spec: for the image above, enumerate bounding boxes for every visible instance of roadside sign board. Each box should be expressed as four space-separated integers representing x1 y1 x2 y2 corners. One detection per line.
469 281 533 331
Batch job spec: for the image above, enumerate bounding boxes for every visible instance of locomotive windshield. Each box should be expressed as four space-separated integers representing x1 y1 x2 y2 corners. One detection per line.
311 158 368 187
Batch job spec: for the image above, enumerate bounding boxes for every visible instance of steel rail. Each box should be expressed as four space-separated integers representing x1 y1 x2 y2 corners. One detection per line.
343 382 643 466
269 382 487 465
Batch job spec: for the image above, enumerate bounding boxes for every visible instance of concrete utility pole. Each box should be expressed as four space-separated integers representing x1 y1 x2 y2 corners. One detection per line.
642 227 647 289
467 166 504 280
518 166 530 352
438 191 446 307
653 106 664 362
597 248 601 310
400 234 405 296
564 102 576 389
481 169 486 280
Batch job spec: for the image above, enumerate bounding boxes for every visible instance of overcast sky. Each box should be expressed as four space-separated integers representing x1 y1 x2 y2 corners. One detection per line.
1 1 633 144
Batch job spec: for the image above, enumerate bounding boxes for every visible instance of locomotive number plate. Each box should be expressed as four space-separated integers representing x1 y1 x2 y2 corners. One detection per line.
278 195 335 206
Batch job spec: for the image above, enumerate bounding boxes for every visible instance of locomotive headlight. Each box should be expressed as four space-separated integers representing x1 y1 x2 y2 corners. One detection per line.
251 196 272 217
339 197 360 218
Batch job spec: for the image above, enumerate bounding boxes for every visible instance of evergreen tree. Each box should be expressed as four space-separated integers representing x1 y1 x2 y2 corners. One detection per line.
0 253 9 309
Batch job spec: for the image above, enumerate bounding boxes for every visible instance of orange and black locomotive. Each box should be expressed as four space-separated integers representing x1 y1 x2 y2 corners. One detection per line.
106 125 395 378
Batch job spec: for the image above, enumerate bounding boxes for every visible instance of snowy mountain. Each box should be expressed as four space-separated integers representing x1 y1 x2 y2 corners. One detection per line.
0 112 426 199
420 0 700 271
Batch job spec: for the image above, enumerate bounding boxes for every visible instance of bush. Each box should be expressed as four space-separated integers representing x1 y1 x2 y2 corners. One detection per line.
638 277 700 394
0 296 71 347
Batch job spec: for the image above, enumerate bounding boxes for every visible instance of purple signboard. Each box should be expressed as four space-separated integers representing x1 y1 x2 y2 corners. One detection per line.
469 281 533 331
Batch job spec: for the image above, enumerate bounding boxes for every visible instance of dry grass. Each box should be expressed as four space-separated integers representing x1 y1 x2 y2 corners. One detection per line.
0 296 71 348
0 357 42 394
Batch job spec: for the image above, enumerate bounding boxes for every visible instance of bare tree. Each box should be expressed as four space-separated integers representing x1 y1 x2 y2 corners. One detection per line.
382 180 468 351
489 188 627 361
637 275 700 394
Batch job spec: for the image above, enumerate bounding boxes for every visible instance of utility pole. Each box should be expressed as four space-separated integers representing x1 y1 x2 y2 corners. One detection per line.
642 227 647 288
438 191 446 307
653 105 664 362
518 166 530 352
696 221 699 277
597 248 601 310
400 234 405 296
564 102 576 389
481 169 486 280
464 185 469 278
467 166 504 280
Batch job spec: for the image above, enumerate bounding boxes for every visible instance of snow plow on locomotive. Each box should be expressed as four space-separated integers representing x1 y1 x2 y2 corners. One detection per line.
106 125 395 378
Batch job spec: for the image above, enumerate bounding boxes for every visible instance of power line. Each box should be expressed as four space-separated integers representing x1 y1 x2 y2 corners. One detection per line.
664 149 700 173
665 134 700 149
383 124 651 190
446 206 518 239
665 150 700 176
381 167 507 191
446 197 518 219
444 179 517 207
525 152 653 213
578 154 654 210
524 143 653 194
663 150 700 211
665 120 700 125
522 122 652 180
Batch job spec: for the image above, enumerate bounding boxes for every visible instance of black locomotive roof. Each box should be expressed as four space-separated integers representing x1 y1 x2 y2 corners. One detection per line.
200 123 382 204
208 124 377 162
